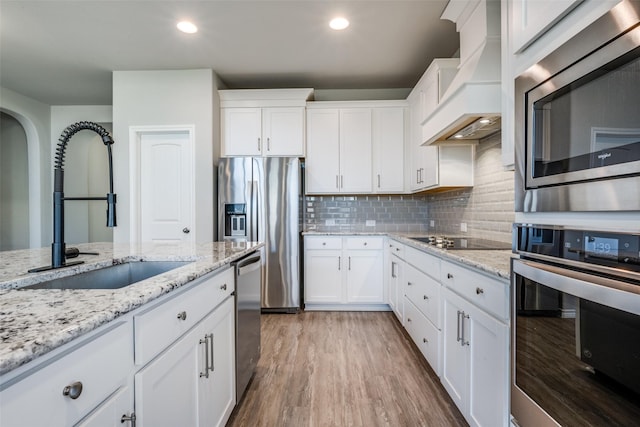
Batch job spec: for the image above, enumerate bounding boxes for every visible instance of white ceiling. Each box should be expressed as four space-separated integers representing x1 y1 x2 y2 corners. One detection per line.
0 0 459 105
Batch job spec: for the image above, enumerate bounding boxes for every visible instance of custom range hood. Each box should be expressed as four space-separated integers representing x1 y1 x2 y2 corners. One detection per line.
422 0 501 145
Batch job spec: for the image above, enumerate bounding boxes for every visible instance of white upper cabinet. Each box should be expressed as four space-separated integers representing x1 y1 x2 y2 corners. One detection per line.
510 0 583 54
221 107 305 156
306 101 406 195
219 88 313 157
372 107 405 193
340 108 373 193
305 108 342 194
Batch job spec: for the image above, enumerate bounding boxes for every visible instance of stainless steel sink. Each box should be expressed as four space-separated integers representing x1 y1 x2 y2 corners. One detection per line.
21 261 193 290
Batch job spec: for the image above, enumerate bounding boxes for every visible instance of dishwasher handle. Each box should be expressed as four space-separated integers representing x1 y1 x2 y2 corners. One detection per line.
236 253 261 276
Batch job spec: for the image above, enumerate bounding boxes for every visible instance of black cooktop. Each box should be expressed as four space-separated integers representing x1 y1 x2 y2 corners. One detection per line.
410 236 512 250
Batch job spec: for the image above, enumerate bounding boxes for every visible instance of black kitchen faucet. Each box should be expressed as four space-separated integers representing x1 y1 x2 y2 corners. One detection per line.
29 121 116 272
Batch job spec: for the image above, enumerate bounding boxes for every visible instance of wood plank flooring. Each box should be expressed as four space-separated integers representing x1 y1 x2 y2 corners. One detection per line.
227 311 467 427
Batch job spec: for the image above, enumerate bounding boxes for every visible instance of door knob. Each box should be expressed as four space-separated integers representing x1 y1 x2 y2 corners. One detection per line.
182 227 190 234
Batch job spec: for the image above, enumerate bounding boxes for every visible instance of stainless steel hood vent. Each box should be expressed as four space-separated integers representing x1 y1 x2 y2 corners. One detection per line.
422 0 501 145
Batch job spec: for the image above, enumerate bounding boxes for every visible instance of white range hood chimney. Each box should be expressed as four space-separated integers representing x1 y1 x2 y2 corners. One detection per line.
422 0 501 145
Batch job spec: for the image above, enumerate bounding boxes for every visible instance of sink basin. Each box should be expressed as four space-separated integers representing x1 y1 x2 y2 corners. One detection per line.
21 261 193 290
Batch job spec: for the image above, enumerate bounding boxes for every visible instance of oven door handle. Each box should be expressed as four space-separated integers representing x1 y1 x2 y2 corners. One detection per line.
513 259 640 316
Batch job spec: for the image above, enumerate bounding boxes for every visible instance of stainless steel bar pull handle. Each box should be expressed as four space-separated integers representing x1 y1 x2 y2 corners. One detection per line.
340 175 344 188
121 412 137 426
416 169 420 184
348 256 351 270
257 137 261 152
461 312 470 346
267 137 271 151
336 175 339 189
338 256 341 270
456 310 462 343
208 333 215 372
199 334 210 378
391 261 396 278
377 174 381 188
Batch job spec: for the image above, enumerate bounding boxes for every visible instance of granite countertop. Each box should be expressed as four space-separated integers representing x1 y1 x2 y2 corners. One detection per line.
0 241 263 376
303 231 514 281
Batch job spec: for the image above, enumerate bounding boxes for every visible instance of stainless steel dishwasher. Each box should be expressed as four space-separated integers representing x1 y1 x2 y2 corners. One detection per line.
233 251 262 402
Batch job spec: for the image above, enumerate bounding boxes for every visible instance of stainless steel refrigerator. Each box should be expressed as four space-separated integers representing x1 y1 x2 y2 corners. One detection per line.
218 157 302 312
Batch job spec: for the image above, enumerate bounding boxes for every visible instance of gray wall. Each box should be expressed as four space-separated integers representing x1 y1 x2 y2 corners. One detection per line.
0 112 29 250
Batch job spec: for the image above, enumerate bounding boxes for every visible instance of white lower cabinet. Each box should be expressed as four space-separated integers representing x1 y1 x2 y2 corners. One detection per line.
135 297 235 427
387 240 405 322
0 265 239 427
441 280 509 427
304 235 385 310
0 321 133 427
77 385 134 427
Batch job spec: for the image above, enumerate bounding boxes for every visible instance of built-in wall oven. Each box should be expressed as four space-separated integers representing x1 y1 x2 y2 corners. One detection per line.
515 0 640 213
512 225 640 427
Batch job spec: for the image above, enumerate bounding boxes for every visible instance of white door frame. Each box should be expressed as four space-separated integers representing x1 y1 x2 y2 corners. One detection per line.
129 125 196 243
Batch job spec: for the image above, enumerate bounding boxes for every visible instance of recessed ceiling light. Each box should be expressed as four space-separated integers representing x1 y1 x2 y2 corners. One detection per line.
177 21 198 34
329 17 349 30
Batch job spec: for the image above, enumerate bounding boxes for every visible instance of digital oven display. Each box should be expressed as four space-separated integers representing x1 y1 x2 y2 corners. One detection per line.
585 235 619 259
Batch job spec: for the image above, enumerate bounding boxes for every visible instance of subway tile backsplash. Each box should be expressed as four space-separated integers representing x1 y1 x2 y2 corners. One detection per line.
304 132 514 241
304 195 429 233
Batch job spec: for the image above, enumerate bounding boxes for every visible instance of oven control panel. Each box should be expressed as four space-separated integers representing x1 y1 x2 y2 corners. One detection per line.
516 226 640 272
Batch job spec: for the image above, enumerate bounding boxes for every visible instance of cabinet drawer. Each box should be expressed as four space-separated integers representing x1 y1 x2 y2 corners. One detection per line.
134 266 235 365
0 321 132 427
404 245 440 280
345 236 383 250
404 297 441 377
441 260 508 320
388 239 405 257
404 263 441 329
304 236 342 250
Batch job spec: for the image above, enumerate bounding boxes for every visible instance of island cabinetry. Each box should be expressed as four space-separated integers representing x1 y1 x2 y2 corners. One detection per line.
304 235 386 310
0 263 239 427
0 321 133 427
441 260 509 427
134 297 235 427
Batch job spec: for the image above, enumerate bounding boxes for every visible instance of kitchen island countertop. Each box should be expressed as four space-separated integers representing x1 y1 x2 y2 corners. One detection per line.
0 241 263 376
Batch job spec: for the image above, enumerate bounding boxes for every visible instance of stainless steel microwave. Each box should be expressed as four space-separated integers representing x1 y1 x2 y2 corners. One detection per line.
515 0 640 213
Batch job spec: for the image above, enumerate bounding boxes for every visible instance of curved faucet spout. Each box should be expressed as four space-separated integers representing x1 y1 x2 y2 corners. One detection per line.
29 121 117 272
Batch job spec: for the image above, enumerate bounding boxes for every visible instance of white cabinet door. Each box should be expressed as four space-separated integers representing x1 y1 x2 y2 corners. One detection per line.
346 249 384 303
306 109 341 194
304 249 343 303
134 323 201 427
441 289 469 414
372 108 404 193
135 296 235 427
262 107 305 156
77 386 134 427
468 301 509 427
340 109 372 193
198 297 236 427
221 108 262 156
510 0 582 53
389 254 404 322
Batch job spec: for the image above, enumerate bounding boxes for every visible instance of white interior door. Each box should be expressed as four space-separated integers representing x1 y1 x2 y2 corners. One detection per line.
140 131 193 243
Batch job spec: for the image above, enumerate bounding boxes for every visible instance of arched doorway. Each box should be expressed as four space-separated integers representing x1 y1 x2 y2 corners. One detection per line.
0 112 30 250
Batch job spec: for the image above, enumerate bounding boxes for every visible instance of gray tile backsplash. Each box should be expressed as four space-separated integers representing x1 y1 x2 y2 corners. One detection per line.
304 132 514 241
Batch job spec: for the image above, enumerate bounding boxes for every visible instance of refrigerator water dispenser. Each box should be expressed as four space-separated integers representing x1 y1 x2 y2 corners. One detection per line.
224 204 246 237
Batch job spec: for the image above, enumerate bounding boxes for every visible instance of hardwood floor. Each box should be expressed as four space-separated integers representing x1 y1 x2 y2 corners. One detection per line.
227 311 467 427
